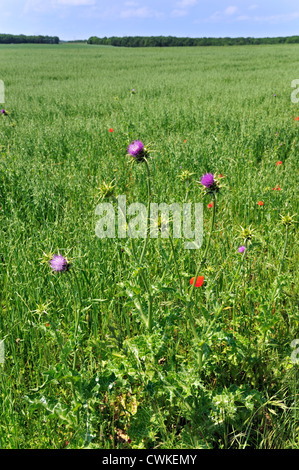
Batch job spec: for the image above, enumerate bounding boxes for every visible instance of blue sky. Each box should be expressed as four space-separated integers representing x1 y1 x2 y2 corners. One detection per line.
0 0 299 41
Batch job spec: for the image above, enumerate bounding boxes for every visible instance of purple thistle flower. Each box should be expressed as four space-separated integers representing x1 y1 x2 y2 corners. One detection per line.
1 109 6 114
200 173 214 188
238 246 246 253
127 140 148 163
49 254 69 272
128 140 144 156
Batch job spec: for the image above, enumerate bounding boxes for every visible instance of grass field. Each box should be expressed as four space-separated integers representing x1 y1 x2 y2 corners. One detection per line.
0 43 298 449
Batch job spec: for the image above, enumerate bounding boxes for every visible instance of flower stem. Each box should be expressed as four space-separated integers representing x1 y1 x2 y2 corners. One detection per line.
205 250 246 336
139 158 151 265
185 193 217 369
160 242 173 285
69 270 82 371
139 158 154 331
168 235 183 296
278 225 289 277
184 182 190 203
269 224 289 318
113 194 153 332
188 193 216 302
66 270 82 426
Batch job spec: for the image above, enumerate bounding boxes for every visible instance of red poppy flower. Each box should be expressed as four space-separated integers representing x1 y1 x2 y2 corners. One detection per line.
276 161 282 165
109 128 114 133
190 276 204 287
219 174 224 178
208 202 213 208
257 201 264 206
184 139 187 143
46 323 50 327
295 117 299 121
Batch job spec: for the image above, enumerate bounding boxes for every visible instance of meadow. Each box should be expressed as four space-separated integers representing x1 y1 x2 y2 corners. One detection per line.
0 42 298 449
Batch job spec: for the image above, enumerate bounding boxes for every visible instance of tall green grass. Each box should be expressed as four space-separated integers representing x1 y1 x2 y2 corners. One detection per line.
0 43 298 449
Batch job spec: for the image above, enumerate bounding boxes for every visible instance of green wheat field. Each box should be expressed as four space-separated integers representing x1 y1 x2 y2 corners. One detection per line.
0 43 298 449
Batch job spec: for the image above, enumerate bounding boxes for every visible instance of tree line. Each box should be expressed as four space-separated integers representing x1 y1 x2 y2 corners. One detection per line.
87 35 299 47
0 34 59 44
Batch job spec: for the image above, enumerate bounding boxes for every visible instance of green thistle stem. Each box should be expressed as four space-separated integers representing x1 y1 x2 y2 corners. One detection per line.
113 194 153 332
188 194 216 302
66 269 83 426
185 193 217 368
269 224 289 320
69 269 82 371
139 158 154 331
160 243 173 285
168 235 183 296
139 158 151 265
184 182 190 203
205 249 246 336
278 224 289 277
132 235 153 331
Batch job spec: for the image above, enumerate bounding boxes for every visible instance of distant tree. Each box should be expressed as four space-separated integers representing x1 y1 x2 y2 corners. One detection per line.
87 35 299 48
0 33 60 44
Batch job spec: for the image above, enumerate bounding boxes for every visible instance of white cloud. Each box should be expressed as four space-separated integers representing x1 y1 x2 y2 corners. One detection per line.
24 0 95 13
171 0 197 17
236 15 250 21
171 9 188 17
54 0 96 5
176 0 197 7
119 6 162 19
224 6 237 16
24 0 50 13
253 11 299 23
124 1 139 6
206 7 299 25
209 5 238 21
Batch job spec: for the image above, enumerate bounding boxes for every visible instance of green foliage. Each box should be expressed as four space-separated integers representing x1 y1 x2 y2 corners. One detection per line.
0 43 298 449
0 34 59 44
87 35 299 48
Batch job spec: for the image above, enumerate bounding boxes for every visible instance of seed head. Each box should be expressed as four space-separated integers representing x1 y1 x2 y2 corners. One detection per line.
98 180 115 200
280 212 296 227
178 169 194 184
238 225 256 244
